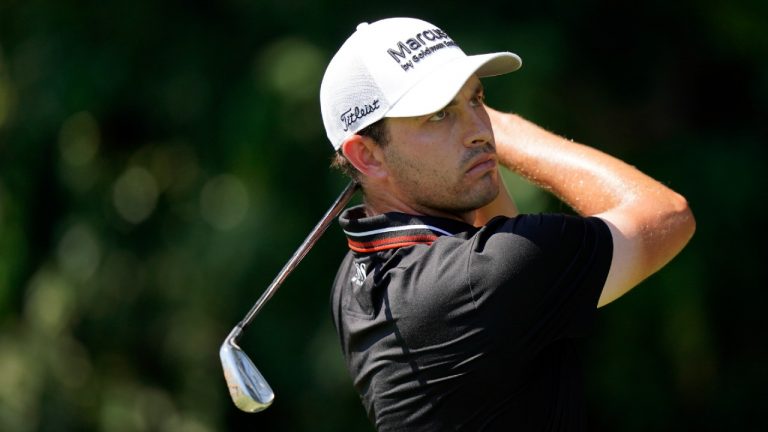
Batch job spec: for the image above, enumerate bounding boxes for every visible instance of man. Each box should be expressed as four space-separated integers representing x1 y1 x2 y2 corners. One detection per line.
320 17 695 431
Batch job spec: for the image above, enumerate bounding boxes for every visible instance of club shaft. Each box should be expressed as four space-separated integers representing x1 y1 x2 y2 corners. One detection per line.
235 181 358 334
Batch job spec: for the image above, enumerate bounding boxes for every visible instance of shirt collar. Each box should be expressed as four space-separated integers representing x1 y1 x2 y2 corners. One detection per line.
339 205 474 253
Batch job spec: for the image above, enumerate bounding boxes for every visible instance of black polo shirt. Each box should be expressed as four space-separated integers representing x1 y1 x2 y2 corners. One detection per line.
330 205 613 431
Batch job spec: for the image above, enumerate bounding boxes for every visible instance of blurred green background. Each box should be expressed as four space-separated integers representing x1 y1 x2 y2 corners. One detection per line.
1 0 766 431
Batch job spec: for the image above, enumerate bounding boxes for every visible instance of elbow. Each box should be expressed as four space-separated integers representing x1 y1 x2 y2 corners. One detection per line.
670 192 696 245
683 204 696 242
635 193 696 279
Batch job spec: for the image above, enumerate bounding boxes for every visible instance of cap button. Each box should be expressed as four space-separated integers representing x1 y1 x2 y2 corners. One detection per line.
356 22 369 31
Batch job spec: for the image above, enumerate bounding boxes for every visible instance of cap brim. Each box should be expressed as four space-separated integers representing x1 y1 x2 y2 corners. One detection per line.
385 52 521 118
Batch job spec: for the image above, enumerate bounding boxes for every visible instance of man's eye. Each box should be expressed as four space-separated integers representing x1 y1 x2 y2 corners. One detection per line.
470 94 485 107
428 110 447 121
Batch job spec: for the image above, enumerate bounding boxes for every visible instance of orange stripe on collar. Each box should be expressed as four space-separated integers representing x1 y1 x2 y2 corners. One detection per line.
348 234 438 252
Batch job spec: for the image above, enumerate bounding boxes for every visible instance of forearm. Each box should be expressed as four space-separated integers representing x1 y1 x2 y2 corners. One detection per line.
488 108 681 216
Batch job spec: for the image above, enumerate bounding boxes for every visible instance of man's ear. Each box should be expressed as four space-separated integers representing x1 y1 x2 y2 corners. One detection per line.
341 135 388 179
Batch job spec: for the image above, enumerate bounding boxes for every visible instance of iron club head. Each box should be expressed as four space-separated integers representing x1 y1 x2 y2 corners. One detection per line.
219 326 274 412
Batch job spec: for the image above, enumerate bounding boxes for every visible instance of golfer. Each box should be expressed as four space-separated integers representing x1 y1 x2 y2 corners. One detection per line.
320 17 695 431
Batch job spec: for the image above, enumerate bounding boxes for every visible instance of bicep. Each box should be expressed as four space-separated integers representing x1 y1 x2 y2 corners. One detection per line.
596 200 694 307
595 211 645 307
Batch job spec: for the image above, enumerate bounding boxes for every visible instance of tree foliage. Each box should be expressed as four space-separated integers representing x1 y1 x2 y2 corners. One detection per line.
0 1 766 430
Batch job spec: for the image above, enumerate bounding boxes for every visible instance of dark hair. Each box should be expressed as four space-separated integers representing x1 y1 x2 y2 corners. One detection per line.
330 119 390 182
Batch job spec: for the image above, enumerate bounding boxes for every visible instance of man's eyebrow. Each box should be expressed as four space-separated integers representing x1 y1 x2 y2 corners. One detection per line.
444 82 485 108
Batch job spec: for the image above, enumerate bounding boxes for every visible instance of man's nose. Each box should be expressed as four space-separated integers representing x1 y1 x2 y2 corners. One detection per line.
463 108 493 148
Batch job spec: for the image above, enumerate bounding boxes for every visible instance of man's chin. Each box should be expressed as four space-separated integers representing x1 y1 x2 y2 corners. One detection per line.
452 183 500 214
476 177 501 205
478 190 500 210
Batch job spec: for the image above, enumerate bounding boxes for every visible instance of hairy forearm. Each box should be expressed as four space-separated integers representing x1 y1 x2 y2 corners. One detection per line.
488 108 682 216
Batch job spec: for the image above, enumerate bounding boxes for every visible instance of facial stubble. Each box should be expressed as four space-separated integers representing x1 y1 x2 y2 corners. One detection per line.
384 144 500 217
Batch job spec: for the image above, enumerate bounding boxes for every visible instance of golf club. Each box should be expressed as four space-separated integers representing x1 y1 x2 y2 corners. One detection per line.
220 181 359 412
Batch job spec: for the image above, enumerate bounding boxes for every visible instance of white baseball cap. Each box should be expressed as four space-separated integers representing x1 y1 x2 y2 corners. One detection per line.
320 17 522 150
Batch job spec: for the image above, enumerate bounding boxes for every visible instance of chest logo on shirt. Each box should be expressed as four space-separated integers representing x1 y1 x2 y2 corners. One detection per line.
351 262 367 286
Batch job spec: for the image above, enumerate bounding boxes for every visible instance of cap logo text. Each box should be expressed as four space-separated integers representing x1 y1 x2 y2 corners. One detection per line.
341 99 380 132
386 28 457 71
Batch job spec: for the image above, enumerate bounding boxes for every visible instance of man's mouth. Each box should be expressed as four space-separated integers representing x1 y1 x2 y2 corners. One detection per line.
465 153 497 176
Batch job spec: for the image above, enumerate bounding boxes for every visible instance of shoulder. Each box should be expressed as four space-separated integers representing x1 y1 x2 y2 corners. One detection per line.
474 213 612 256
468 214 613 296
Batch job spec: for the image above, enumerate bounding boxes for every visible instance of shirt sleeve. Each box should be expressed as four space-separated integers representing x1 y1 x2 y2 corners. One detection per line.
468 213 613 357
